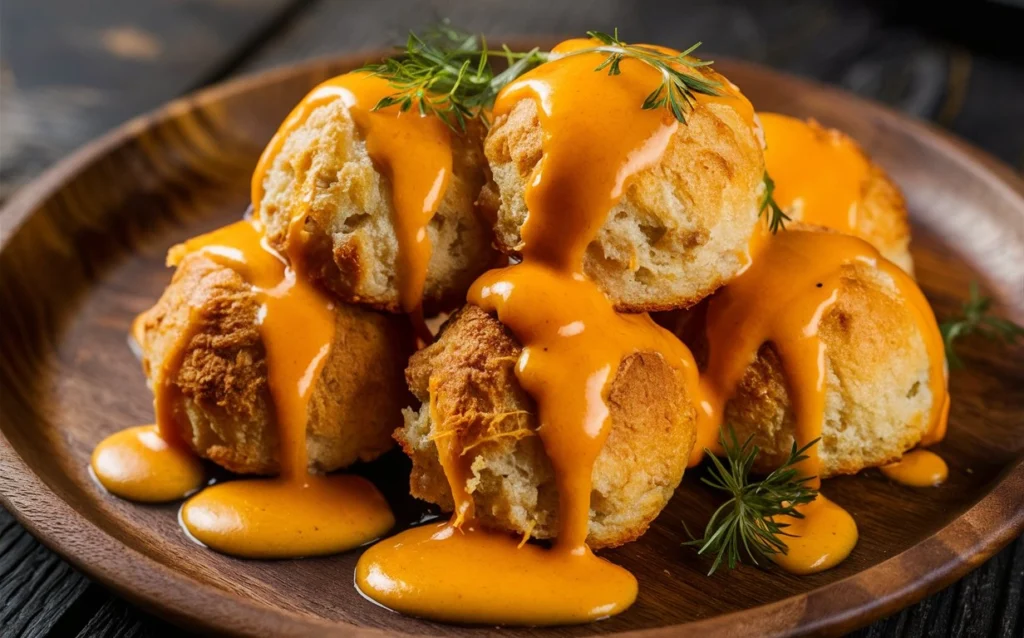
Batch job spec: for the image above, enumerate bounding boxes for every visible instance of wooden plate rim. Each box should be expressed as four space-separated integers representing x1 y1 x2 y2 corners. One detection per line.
1 51 1023 637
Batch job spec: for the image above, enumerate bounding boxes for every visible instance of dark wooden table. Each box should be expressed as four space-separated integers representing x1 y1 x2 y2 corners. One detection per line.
1 1 1022 636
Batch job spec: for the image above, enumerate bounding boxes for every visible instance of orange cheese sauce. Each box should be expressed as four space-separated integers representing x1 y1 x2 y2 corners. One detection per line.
494 37 754 270
180 475 393 558
357 37 730 624
169 220 392 557
251 71 453 319
880 449 948 487
91 425 204 503
770 495 858 575
760 112 871 233
692 230 948 573
469 263 699 548
356 522 637 625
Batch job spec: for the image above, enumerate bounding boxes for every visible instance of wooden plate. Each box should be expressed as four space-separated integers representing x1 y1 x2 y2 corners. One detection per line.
1 49 1022 638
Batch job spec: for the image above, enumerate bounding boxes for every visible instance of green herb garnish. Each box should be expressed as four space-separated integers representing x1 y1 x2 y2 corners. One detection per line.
568 29 721 123
684 427 819 575
759 171 789 234
363 25 729 130
940 281 1024 368
360 23 547 131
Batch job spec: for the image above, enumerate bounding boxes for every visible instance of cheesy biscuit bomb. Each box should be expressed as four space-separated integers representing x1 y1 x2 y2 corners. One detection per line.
252 71 498 317
689 229 948 478
481 39 767 312
136 239 413 476
397 305 697 548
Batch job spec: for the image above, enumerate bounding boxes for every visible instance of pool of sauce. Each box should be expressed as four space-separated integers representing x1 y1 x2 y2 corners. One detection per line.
91 424 204 503
881 449 949 487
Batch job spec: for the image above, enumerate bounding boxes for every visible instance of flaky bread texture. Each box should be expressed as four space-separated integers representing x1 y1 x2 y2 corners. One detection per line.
138 252 414 474
683 260 935 478
482 94 765 312
257 99 497 313
395 305 697 549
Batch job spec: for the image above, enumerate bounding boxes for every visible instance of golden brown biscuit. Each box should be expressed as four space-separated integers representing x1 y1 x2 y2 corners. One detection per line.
137 252 414 474
257 100 497 313
483 84 765 312
858 160 914 274
396 305 697 548
671 259 937 478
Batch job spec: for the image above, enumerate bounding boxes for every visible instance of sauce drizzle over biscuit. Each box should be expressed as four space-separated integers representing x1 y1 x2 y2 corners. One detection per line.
356 37 754 625
692 229 948 573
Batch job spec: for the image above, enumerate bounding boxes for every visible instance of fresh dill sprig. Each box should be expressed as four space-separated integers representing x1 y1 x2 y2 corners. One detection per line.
759 171 789 234
684 427 819 575
571 29 722 124
363 25 727 130
361 23 547 131
939 281 1024 368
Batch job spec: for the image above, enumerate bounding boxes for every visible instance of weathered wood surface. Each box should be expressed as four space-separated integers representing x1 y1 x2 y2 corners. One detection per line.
0 1 1022 636
0 0 308 202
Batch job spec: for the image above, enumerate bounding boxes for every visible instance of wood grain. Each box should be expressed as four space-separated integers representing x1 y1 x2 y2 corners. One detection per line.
0 50 1022 637
0 508 91 638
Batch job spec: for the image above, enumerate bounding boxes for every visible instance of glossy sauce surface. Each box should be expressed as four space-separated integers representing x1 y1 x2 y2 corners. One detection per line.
693 230 949 573
770 495 858 575
180 475 393 558
91 425 204 503
356 522 637 625
881 449 949 487
251 72 453 317
357 38 741 624
760 112 870 233
495 38 754 270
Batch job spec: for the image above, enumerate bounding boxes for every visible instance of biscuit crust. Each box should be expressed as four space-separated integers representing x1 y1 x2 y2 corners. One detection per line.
396 305 697 549
138 252 414 474
257 100 498 313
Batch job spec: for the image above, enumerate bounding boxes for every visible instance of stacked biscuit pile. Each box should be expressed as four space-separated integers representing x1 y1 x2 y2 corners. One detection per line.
137 67 935 548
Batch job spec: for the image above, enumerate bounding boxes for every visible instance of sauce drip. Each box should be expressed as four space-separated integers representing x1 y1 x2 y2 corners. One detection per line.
167 220 334 482
760 113 870 233
91 425 204 503
358 37 730 624
880 449 948 487
469 263 699 548
164 220 392 557
251 71 453 319
769 495 858 575
692 230 949 573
